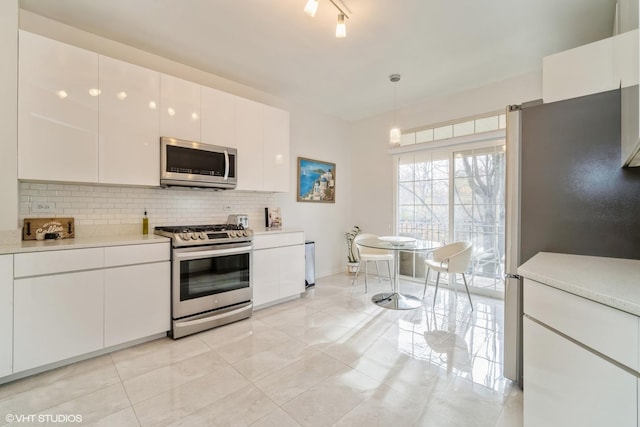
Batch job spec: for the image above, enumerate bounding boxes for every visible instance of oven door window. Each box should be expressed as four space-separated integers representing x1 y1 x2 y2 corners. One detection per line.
180 252 249 301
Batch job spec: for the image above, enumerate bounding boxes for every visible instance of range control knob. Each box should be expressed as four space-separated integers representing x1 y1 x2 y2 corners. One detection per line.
179 233 189 241
198 232 207 240
228 230 237 238
189 233 198 240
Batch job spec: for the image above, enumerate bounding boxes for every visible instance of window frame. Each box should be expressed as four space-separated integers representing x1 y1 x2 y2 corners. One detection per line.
393 130 507 299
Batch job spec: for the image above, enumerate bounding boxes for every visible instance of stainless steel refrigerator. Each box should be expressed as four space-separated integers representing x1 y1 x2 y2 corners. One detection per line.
503 88 640 386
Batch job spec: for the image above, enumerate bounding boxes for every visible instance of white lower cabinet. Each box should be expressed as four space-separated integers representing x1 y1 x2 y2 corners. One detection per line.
523 317 637 427
253 247 280 307
0 255 13 377
14 270 104 372
253 232 305 308
522 278 639 427
9 241 171 377
279 244 305 298
105 261 170 347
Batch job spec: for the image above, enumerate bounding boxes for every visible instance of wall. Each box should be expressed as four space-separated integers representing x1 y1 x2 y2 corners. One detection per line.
349 72 543 236
0 0 19 243
17 11 352 278
282 108 352 277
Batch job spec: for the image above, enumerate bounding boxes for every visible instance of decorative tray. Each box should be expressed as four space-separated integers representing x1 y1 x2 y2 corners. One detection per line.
22 217 75 241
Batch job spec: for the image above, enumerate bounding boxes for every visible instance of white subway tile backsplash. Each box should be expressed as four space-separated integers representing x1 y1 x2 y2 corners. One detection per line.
18 182 280 233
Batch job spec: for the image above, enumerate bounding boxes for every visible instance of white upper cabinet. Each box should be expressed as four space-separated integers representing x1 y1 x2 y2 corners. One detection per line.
543 37 615 103
235 97 264 191
18 31 99 183
160 74 201 142
99 56 160 186
235 99 291 192
263 105 290 192
543 30 639 104
201 86 235 146
17 31 291 188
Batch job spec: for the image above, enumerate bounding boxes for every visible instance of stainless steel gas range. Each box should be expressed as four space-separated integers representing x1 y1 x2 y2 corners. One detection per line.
154 224 253 339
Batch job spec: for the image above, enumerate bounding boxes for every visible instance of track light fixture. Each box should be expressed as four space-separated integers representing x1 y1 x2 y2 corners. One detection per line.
304 0 350 38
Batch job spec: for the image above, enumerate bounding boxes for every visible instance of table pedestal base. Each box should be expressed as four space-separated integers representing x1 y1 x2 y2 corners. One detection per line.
371 292 422 310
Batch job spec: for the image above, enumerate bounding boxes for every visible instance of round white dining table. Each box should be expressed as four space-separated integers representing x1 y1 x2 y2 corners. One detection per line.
357 237 441 310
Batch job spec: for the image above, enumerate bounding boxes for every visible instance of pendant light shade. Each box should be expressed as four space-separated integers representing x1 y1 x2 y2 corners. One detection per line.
390 127 401 145
336 13 346 38
389 74 401 146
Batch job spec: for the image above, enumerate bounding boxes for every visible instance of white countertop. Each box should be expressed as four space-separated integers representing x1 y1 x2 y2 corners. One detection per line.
0 228 305 254
0 234 170 255
518 252 640 316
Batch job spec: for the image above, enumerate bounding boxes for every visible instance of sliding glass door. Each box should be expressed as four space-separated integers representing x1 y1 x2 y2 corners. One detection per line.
397 140 506 296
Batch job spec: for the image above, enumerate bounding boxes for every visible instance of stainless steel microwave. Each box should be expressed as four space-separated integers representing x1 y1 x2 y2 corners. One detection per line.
160 137 237 189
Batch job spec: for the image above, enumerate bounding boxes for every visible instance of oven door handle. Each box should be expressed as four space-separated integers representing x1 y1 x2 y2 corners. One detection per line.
175 246 251 261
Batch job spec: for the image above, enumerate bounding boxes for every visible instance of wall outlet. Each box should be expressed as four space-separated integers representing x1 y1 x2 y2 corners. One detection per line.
223 205 232 212
31 202 55 213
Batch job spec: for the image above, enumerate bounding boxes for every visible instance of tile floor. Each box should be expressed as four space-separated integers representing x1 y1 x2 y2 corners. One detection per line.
0 273 522 427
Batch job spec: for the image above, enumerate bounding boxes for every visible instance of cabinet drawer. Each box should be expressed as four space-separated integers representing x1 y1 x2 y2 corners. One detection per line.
14 248 103 278
253 232 304 250
104 243 170 267
524 278 639 371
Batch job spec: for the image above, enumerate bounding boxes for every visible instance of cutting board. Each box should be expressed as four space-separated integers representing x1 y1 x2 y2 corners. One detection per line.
22 217 75 241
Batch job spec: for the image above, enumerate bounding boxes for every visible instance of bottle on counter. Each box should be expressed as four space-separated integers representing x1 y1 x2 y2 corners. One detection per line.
142 210 149 235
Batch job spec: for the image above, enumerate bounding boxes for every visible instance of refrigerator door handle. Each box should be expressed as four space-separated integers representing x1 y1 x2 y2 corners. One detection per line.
505 273 522 280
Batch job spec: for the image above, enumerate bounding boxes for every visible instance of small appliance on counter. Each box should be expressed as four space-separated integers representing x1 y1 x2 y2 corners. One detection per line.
227 214 249 229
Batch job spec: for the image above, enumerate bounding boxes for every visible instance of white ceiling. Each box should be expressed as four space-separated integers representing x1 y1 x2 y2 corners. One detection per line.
19 0 617 121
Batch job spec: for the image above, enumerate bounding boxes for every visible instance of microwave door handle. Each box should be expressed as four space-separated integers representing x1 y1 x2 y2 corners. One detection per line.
224 150 229 181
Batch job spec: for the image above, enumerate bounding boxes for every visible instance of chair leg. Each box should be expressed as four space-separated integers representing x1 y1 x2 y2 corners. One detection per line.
351 261 361 287
375 261 381 283
422 267 430 299
386 260 393 290
364 261 368 293
462 273 474 311
432 272 441 307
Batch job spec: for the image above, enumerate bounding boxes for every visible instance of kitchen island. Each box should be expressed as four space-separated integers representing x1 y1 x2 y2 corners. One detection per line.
518 252 640 427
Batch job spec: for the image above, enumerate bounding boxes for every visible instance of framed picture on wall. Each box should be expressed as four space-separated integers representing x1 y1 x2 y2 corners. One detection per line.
297 157 336 203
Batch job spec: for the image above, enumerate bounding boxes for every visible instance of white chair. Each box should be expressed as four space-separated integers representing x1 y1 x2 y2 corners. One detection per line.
351 233 393 293
423 241 473 310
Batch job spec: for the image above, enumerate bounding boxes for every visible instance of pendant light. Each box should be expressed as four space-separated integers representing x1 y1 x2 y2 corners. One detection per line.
389 74 401 146
335 13 346 38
